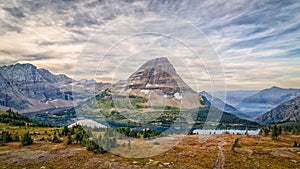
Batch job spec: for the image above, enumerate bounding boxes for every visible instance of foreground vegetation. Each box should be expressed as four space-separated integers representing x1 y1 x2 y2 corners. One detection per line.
1 109 300 168
0 109 163 155
0 131 299 169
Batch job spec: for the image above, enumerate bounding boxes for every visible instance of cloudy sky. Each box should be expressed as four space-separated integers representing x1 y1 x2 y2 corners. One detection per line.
0 0 299 91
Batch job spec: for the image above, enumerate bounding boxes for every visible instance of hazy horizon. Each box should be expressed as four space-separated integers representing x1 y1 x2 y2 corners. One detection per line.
1 61 299 92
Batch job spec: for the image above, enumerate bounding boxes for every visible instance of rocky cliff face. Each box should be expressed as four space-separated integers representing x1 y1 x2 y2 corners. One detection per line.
256 96 300 125
126 57 194 94
127 67 180 95
0 63 109 113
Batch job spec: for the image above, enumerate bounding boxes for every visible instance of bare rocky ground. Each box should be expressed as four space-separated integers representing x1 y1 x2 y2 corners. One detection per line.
0 134 299 169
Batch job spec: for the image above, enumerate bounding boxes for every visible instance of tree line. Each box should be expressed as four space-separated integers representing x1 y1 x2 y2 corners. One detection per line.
260 124 282 140
0 109 51 127
260 123 299 138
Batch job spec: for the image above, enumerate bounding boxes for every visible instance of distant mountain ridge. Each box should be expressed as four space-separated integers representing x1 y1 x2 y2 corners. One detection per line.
256 96 300 125
210 90 258 106
241 86 300 105
236 86 300 119
0 63 110 113
199 91 250 119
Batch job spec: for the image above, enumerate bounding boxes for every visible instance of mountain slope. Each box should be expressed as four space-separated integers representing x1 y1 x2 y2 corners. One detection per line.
237 86 300 119
69 57 259 129
241 86 300 105
127 57 193 93
0 63 109 113
256 96 300 125
199 91 250 119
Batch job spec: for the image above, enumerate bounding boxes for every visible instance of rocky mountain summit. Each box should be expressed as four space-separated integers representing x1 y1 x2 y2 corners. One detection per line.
0 63 109 113
126 57 194 95
115 57 200 109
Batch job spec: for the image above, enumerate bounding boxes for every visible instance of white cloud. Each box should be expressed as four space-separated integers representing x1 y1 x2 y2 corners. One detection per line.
0 0 299 90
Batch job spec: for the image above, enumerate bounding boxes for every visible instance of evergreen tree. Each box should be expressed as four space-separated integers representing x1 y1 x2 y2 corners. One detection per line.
62 126 69 136
71 127 75 135
81 135 88 146
262 126 270 136
1 131 12 143
52 131 62 143
271 124 280 140
86 140 106 154
66 132 72 145
0 131 12 145
231 138 240 152
21 132 33 146
129 130 137 138
293 141 298 147
278 126 282 135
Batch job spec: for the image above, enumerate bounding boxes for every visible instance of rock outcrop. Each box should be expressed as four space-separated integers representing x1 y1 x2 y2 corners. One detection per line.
0 63 109 113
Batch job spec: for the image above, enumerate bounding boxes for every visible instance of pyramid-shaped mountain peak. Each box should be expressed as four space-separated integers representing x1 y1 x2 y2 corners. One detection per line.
118 57 201 109
125 57 194 97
